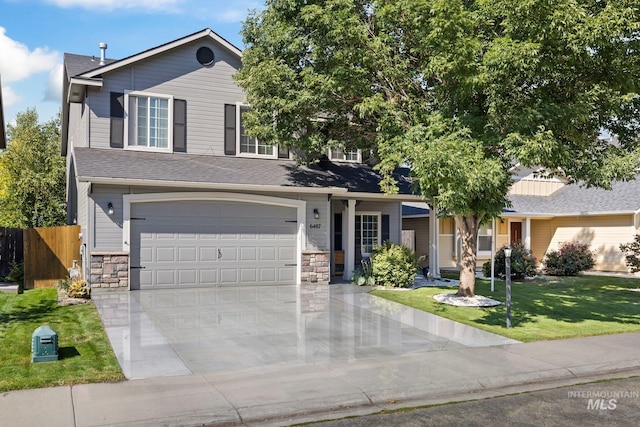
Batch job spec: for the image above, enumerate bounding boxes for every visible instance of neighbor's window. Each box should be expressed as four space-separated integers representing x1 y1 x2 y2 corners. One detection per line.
126 92 172 150
329 147 360 162
478 223 493 253
239 105 274 156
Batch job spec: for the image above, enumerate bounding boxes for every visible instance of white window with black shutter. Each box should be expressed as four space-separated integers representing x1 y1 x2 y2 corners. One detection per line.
223 103 288 159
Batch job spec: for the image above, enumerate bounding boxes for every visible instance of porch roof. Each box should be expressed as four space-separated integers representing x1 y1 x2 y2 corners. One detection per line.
73 147 415 197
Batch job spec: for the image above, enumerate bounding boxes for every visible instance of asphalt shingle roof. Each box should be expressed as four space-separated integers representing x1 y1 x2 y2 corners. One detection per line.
509 179 640 215
73 147 413 195
64 53 117 78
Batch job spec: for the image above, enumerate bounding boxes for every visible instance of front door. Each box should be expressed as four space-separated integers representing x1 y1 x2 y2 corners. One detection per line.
510 222 522 246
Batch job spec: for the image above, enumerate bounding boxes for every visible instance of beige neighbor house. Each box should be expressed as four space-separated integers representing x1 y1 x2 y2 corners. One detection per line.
403 166 640 274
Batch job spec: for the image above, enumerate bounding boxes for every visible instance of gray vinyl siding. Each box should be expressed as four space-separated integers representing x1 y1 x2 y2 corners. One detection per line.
91 185 127 251
68 102 88 148
87 39 243 155
304 194 329 251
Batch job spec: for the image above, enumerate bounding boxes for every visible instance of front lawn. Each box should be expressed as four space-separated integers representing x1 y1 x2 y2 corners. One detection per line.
371 274 640 342
0 288 124 392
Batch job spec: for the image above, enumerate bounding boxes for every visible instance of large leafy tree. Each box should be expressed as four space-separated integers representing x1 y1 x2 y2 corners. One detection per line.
236 0 640 296
0 109 65 228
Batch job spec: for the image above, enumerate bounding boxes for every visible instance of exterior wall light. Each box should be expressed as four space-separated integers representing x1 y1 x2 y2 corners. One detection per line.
313 208 320 219
107 202 114 216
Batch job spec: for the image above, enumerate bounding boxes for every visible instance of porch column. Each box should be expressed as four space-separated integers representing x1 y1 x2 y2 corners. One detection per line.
428 204 441 279
524 217 531 250
344 199 356 280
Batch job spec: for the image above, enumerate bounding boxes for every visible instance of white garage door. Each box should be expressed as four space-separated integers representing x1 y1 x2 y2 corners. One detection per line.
130 200 297 289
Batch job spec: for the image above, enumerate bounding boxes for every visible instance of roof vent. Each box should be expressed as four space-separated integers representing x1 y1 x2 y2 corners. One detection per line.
98 42 107 66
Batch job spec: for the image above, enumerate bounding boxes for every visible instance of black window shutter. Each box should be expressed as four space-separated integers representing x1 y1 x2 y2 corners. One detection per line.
278 146 290 159
110 92 124 148
173 99 187 152
224 104 236 155
382 214 390 243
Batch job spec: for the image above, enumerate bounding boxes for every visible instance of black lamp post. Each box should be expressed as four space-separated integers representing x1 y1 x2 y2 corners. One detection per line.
504 246 512 328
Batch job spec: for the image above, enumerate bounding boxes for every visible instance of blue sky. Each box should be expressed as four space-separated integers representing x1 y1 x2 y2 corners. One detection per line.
0 0 262 128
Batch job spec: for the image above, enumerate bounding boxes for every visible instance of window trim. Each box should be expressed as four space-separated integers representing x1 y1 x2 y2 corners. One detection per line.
123 90 174 152
328 147 361 163
236 103 277 159
357 212 381 257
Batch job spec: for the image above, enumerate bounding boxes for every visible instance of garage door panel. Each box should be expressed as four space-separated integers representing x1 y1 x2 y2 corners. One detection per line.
178 247 197 262
131 200 297 289
156 247 176 262
260 268 276 282
200 269 218 285
220 269 238 283
279 247 295 261
240 269 257 283
200 247 217 262
179 270 197 285
157 270 176 285
259 247 276 261
240 247 257 261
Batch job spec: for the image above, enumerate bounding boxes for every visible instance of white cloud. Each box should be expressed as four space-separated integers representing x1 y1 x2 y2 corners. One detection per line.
0 27 60 83
1 84 21 107
44 64 63 103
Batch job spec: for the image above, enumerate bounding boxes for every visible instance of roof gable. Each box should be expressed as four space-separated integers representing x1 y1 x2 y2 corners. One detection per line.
76 28 241 79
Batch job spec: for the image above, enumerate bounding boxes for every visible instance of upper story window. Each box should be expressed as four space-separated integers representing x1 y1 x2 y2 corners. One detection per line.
125 91 173 151
238 105 276 158
329 147 361 162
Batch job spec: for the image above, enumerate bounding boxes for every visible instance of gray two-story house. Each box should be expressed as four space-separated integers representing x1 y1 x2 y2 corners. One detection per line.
62 28 417 290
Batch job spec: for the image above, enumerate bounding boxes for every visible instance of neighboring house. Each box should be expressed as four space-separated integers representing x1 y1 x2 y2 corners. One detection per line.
0 75 6 150
403 166 640 273
62 29 418 290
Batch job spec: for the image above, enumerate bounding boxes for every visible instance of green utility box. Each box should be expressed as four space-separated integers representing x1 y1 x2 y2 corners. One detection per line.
32 325 58 363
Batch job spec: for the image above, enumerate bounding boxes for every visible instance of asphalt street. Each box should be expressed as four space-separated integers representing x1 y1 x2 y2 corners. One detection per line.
305 376 640 427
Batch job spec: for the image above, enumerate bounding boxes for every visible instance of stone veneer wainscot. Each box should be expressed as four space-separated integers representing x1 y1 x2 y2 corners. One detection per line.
301 250 330 284
91 252 129 288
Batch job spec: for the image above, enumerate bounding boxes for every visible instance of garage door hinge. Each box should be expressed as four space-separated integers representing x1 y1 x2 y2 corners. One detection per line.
284 220 297 223
131 217 146 220
130 266 146 269
284 263 297 267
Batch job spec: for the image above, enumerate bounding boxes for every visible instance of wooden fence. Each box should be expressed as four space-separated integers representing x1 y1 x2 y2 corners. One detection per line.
0 227 24 279
23 225 81 289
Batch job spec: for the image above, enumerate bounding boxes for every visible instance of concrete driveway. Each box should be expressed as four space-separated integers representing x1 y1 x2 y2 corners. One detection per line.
93 284 518 380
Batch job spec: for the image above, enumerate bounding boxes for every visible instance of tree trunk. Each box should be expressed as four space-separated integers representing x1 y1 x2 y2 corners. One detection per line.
455 214 480 297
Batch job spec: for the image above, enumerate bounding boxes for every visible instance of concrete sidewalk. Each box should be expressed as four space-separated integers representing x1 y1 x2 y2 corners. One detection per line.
2 332 639 427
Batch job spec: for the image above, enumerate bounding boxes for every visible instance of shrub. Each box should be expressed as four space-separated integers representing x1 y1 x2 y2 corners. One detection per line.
619 235 640 273
370 241 416 288
352 258 376 286
543 242 595 276
57 277 91 299
6 261 24 294
482 243 537 280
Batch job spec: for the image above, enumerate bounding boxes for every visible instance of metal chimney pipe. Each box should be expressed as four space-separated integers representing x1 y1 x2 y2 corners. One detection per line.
98 42 107 66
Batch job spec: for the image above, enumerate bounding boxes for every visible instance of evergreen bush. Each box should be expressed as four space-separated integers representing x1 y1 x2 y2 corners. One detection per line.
370 241 416 287
543 242 595 276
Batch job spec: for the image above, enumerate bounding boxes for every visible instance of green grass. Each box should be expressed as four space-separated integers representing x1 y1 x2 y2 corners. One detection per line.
0 288 124 392
371 274 640 342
